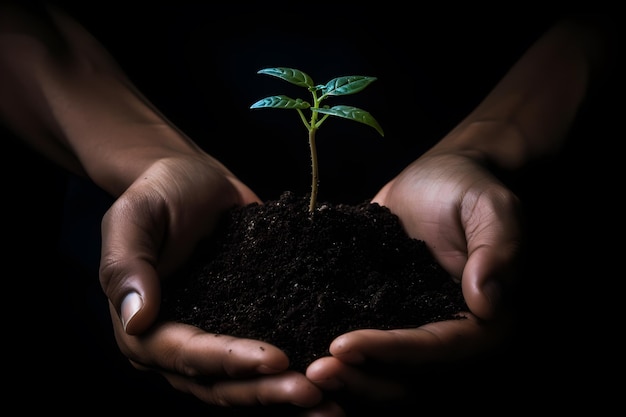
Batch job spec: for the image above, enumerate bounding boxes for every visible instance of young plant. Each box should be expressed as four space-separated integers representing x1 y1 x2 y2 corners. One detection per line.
250 67 384 212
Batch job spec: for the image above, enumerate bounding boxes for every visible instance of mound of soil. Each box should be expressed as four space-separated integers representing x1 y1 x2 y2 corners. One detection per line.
160 191 467 372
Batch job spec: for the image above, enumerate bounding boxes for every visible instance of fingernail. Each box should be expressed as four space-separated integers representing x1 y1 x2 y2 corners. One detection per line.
310 376 344 390
256 364 284 374
334 350 364 364
121 291 143 332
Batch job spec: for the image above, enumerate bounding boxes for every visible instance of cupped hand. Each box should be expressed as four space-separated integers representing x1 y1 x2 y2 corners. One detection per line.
98 153 330 410
307 150 522 403
372 150 523 321
307 313 508 400
100 153 258 334
110 309 327 410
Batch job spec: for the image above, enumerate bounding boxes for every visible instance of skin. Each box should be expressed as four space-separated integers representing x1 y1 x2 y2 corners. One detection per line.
0 2 615 415
306 14 616 404
0 1 324 412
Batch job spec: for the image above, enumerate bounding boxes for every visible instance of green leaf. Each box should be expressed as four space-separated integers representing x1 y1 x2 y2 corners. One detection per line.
250 95 311 110
322 76 377 96
257 68 315 88
314 105 384 136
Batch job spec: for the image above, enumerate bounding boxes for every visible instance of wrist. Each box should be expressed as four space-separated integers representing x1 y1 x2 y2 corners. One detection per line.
83 136 206 197
429 120 530 171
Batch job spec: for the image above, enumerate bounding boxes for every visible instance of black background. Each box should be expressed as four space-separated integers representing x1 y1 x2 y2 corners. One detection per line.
3 2 622 414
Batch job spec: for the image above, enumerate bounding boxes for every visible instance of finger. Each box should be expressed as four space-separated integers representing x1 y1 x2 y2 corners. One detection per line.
100 196 163 334
307 357 407 402
462 243 518 321
112 305 291 378
328 315 503 366
462 187 523 320
160 369 324 408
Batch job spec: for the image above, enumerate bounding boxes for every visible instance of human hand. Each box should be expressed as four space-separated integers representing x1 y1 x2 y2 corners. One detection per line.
307 150 522 404
372 150 523 321
98 154 332 411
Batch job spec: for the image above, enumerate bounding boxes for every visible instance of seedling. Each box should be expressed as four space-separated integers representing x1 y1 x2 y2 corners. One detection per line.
250 67 384 212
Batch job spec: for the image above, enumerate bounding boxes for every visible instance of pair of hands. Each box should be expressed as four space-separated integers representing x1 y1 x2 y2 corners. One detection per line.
99 147 522 416
0 4 601 413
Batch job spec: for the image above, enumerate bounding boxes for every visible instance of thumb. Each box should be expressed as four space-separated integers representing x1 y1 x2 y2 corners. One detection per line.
99 198 164 335
111 260 162 335
462 243 519 321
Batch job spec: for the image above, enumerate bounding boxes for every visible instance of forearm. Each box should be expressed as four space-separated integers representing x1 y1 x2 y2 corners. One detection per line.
0 2 203 196
429 15 614 171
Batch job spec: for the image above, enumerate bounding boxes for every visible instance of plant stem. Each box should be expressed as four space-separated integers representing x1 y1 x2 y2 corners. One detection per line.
308 127 318 212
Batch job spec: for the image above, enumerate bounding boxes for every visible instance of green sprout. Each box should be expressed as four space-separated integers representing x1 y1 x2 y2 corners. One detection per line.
250 67 384 213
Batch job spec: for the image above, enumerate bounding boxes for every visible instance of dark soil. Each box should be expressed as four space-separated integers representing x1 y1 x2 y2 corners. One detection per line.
160 191 467 373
